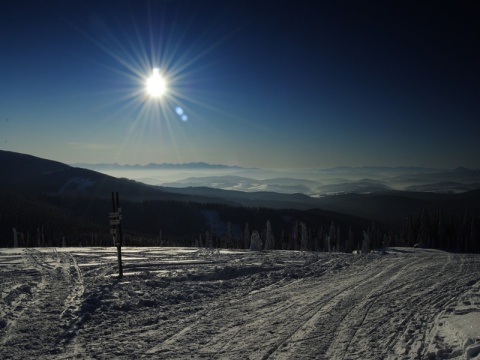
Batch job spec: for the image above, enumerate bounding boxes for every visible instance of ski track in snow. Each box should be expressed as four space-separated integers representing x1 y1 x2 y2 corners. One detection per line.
0 247 479 359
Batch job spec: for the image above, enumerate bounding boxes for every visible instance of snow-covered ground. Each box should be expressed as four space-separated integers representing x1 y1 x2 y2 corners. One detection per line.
1 247 479 359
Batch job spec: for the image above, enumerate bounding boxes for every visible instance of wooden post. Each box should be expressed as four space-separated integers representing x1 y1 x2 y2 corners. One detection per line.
110 192 123 277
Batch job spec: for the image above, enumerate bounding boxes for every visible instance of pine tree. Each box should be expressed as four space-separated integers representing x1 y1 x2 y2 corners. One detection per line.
292 221 300 250
462 212 472 253
250 230 262 251
313 229 321 252
264 220 275 250
318 226 325 252
244 223 250 249
456 213 466 252
13 228 18 248
345 226 354 253
471 217 478 253
300 222 308 251
225 221 233 248
210 225 217 248
325 235 331 253
435 209 443 249
362 230 370 254
336 227 342 252
406 216 416 247
418 209 430 247
281 230 287 250
205 231 212 249
328 222 336 252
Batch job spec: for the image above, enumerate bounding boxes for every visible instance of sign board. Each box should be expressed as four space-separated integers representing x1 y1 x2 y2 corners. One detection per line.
110 192 123 277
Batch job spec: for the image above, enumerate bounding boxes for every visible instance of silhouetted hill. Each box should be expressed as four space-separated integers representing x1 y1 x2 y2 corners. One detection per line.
161 175 318 195
404 182 480 193
315 190 480 229
315 179 392 195
0 150 234 204
161 186 320 209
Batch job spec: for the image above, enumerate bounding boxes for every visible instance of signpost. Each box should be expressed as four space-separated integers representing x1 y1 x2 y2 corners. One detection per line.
110 192 123 277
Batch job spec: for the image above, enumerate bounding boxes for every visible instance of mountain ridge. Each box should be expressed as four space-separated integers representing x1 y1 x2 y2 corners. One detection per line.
72 162 252 170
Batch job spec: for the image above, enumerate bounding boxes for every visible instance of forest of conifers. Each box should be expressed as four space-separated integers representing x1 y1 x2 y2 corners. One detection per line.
1 189 478 253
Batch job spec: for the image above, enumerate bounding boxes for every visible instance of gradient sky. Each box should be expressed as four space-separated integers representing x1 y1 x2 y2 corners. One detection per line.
1 0 479 169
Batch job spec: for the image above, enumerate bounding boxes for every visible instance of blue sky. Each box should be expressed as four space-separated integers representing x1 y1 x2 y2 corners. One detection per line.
1 0 479 169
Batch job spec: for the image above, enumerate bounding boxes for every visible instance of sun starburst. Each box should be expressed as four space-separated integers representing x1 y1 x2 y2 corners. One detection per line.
146 68 167 98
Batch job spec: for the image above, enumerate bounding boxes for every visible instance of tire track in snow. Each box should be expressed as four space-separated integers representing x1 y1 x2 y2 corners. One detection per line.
264 254 428 360
143 254 416 359
0 250 43 348
149 250 479 360
420 254 480 359
144 276 303 357
0 249 86 358
384 253 477 359
325 251 480 360
327 253 449 359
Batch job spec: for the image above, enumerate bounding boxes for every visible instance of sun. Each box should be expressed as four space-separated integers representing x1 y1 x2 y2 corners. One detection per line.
146 68 167 98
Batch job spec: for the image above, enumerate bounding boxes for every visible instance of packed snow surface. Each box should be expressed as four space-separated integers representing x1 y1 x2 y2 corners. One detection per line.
1 247 479 359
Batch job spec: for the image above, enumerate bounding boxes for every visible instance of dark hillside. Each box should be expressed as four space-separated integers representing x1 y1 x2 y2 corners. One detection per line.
316 190 480 229
0 150 235 204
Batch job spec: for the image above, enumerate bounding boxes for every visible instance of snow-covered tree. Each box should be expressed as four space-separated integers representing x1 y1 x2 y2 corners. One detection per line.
325 235 331 253
250 230 262 251
264 221 275 250
205 231 212 249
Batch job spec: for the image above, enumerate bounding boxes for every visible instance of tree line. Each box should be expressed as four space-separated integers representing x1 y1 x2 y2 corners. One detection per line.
1 192 478 253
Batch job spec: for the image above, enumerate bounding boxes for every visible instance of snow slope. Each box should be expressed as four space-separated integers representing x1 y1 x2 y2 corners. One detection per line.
0 247 479 359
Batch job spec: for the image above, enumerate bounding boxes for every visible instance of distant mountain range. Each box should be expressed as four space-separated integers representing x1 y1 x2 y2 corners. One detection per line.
72 162 249 170
74 161 480 196
74 161 455 174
